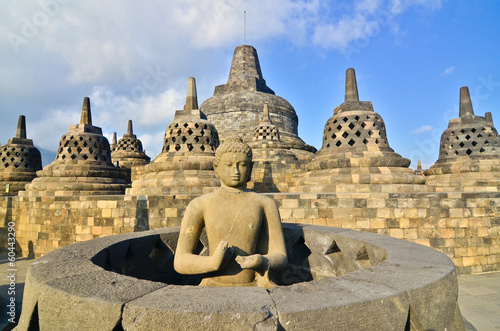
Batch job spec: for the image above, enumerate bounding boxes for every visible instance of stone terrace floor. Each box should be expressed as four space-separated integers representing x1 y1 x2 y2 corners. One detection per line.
1 253 499 330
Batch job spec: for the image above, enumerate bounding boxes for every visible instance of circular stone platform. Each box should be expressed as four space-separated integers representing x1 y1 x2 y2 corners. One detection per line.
16 224 464 330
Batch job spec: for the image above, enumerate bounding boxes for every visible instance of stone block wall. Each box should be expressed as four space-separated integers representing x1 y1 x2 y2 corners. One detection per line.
1 191 499 274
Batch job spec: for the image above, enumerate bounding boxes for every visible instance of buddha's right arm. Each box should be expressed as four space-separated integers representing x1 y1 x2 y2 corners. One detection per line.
173 201 227 274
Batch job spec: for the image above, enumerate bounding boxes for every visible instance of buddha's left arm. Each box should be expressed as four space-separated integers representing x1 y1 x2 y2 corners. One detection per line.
262 198 288 271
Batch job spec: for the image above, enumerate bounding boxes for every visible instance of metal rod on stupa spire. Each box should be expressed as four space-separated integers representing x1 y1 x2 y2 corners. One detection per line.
184 77 198 110
80 97 92 125
15 115 27 139
459 86 474 117
127 120 133 135
345 68 359 102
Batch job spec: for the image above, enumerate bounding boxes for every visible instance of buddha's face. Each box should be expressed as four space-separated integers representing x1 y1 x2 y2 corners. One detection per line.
215 152 252 188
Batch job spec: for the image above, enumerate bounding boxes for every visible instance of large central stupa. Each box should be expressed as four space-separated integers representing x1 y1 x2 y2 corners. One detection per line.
200 45 316 156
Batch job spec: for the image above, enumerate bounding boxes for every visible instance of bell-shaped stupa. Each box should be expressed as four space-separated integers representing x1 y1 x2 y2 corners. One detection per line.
22 97 129 196
128 77 220 196
425 86 500 191
0 115 42 195
248 104 304 193
200 45 316 157
292 68 426 193
111 120 150 168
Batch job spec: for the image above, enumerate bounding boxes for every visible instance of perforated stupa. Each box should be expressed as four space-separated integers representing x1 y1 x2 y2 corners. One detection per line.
425 86 500 191
293 68 426 193
128 77 220 196
22 97 129 196
111 120 150 168
0 115 42 195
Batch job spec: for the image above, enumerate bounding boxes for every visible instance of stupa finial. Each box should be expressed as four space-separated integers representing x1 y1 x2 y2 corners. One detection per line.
459 86 474 117
485 112 493 125
184 77 198 111
345 68 359 102
112 132 117 145
127 120 133 135
262 104 271 122
80 97 92 125
15 115 27 139
417 160 422 171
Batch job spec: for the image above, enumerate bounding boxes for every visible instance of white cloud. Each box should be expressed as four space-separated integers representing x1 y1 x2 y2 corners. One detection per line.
441 66 455 76
411 125 434 134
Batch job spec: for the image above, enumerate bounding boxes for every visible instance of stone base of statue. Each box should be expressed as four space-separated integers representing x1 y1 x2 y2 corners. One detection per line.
15 224 466 331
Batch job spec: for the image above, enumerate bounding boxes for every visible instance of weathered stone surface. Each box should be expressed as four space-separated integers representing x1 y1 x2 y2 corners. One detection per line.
122 286 278 331
111 119 150 170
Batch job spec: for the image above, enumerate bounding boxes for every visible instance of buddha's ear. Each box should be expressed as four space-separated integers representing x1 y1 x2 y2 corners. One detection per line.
214 163 220 179
246 160 254 182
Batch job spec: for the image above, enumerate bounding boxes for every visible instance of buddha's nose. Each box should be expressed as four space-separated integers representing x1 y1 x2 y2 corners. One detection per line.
232 165 240 175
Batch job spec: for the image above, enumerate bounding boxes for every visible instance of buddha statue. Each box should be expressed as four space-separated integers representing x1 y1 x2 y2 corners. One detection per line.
174 137 287 288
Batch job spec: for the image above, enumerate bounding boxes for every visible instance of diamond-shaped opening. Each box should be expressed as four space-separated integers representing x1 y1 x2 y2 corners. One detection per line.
88 137 92 141
71 154 77 160
471 128 476 133
356 246 370 261
348 123 355 130
77 147 82 153
336 141 342 147
194 136 200 143
67 147 72 153
465 134 471 140
375 139 379 144
15 152 19 157
471 141 477 146
327 127 332 132
460 129 465 134
342 132 349 138
203 124 208 129
194 123 199 128
187 144 193 151
61 155 66 159
82 154 88 160
79 136 84 141
485 140 489 145
175 144 181 151
200 145 205 151
324 241 341 255
331 133 337 139
3 163 8 168
333 119 337 124
88 147 94 154
171 137 176 143
174 123 179 128
366 115 371 120
348 139 355 146
480 147 485 153
355 130 361 137
10 157 14 162
363 138 368 144
368 130 373 136
94 155 99 161
200 130 205 136
459 142 465 148
183 123 189 128
354 115 360 121
466 149 472 155
14 163 19 168
336 125 342 130
477 134 482 138
326 143 330 148
187 128 193 135
454 150 459 155
342 117 348 122
69 135 74 140
181 136 187 143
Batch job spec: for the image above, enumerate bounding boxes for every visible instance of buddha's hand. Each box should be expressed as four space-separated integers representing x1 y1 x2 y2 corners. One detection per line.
235 254 267 270
212 240 233 269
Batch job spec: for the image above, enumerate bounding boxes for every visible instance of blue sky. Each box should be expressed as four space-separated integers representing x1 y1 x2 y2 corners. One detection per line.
1 0 499 169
